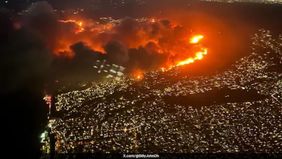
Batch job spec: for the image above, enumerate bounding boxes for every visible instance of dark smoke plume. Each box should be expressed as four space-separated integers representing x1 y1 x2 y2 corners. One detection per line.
0 2 54 158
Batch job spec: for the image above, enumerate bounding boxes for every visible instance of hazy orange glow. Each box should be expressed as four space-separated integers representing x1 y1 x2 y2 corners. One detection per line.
190 34 204 44
132 69 144 80
150 18 156 23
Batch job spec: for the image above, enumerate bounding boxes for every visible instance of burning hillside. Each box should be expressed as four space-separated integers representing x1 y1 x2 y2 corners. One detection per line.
54 17 208 75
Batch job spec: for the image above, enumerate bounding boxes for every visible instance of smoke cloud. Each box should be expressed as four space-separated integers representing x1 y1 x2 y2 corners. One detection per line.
51 15 198 75
0 2 53 158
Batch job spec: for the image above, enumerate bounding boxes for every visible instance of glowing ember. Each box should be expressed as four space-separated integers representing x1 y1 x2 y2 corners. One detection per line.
190 35 204 44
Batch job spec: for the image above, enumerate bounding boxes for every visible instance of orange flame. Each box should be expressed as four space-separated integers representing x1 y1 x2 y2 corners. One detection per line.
176 34 208 67
190 34 204 44
176 48 208 66
165 34 208 69
58 19 85 34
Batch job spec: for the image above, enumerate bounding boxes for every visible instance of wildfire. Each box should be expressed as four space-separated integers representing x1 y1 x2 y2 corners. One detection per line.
132 33 208 79
54 17 209 74
58 19 85 34
172 34 208 68
176 48 208 66
189 34 204 44
55 18 106 57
